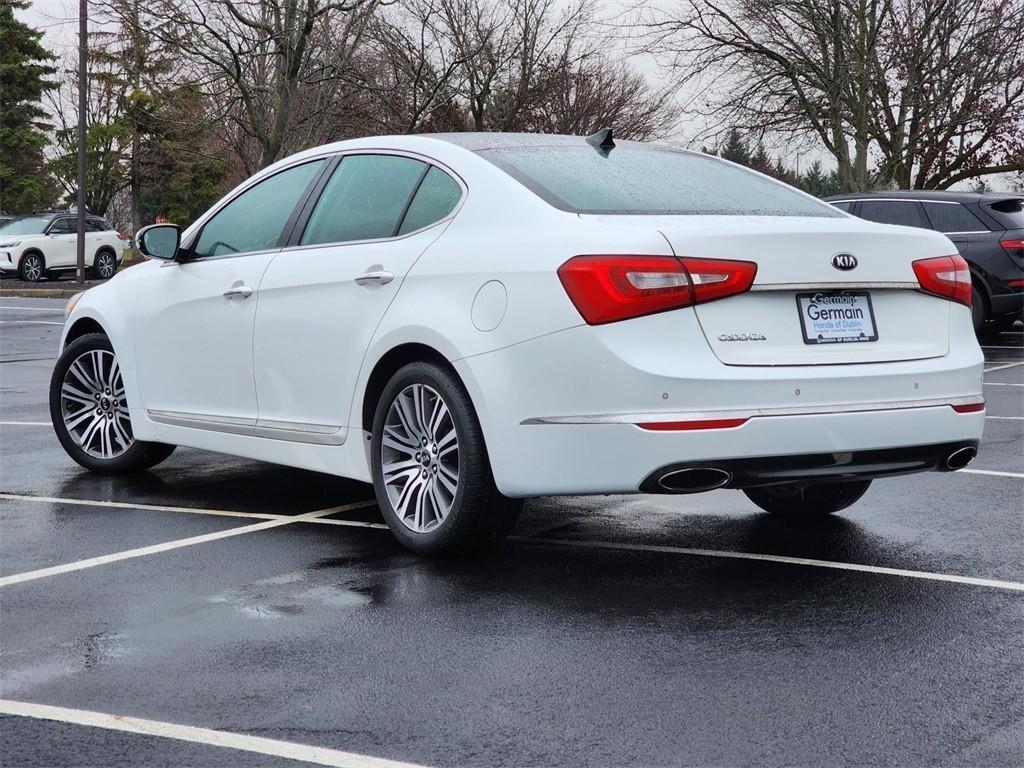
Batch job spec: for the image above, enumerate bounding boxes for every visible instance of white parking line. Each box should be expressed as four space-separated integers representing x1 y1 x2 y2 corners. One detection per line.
0 306 65 312
0 492 386 527
0 501 375 588
0 320 64 325
4 492 1021 591
985 382 1024 387
0 699 427 768
984 361 1024 373
985 416 1024 421
514 537 1024 592
0 492 286 520
0 421 52 426
961 468 1024 479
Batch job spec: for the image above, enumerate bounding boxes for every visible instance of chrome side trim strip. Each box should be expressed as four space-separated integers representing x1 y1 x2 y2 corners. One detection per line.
521 396 984 426
146 409 345 445
750 282 919 292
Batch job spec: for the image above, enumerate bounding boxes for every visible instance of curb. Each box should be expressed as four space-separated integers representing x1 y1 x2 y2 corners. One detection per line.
0 288 82 298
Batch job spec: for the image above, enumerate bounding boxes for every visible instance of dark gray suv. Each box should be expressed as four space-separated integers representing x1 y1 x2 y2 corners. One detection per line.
826 191 1024 335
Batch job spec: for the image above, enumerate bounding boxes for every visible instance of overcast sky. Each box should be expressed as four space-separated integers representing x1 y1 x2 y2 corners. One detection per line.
18 0 858 178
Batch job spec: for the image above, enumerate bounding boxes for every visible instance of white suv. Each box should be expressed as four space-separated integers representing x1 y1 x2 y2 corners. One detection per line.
0 212 127 282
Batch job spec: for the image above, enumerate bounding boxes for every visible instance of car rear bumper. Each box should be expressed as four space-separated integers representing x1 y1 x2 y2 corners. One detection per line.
455 306 985 497
639 440 980 493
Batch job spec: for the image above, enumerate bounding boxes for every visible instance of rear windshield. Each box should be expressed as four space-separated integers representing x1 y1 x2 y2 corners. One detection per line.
986 198 1024 230
476 145 841 217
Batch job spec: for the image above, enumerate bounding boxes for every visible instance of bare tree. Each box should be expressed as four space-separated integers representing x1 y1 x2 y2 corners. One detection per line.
147 0 381 173
360 0 679 138
635 0 1024 190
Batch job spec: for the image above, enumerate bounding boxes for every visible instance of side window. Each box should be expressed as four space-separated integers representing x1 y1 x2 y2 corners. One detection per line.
194 161 324 258
858 200 927 229
398 167 462 235
830 201 853 212
300 154 426 245
922 202 988 233
48 218 74 235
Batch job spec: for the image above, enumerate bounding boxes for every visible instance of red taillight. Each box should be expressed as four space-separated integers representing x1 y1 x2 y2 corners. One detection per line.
557 255 757 325
952 401 985 413
1001 239 1024 251
912 254 972 307
638 418 749 431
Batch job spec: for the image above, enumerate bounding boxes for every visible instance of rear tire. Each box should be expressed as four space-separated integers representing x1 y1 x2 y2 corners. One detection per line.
744 479 872 516
370 361 521 555
971 284 987 335
50 332 176 474
93 249 117 279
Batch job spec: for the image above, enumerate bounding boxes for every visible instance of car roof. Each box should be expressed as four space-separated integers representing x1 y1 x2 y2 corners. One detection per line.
427 132 654 151
825 190 1024 203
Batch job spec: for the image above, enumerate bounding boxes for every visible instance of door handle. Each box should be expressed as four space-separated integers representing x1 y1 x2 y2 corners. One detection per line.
223 285 253 300
354 270 394 286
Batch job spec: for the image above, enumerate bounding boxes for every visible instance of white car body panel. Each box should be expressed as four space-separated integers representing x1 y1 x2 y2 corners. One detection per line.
60 134 985 497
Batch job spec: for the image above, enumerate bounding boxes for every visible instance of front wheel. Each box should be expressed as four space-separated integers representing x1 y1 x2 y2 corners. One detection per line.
370 361 521 555
744 479 872 516
50 332 176 474
19 252 44 282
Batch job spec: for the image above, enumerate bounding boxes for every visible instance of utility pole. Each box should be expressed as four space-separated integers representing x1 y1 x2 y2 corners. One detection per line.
76 0 88 285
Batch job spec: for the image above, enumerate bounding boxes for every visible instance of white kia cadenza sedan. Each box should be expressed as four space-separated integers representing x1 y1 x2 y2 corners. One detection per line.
51 132 985 554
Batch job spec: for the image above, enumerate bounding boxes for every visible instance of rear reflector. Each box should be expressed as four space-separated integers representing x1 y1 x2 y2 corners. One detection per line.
558 255 757 325
1007 279 1024 289
638 418 749 431
912 254 972 307
951 402 985 414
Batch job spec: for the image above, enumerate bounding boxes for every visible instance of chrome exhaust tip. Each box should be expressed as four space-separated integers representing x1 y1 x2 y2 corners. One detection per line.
945 446 977 471
657 467 732 493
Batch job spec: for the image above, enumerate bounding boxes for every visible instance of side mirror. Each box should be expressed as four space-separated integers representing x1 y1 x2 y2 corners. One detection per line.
136 224 181 261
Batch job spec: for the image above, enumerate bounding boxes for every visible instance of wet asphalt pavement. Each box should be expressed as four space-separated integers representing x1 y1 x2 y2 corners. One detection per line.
1 298 1022 767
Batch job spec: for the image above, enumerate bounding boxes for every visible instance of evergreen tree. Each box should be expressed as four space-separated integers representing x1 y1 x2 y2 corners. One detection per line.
718 129 751 166
0 0 57 213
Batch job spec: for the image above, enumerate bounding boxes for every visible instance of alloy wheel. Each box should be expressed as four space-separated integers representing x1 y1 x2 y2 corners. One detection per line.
22 255 43 281
59 349 133 459
381 383 459 533
97 251 115 278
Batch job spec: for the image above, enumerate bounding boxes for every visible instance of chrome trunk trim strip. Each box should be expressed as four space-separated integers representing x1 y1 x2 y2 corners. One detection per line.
521 395 984 426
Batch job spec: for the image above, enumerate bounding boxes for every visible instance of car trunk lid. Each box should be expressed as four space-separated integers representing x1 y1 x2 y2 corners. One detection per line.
589 215 953 366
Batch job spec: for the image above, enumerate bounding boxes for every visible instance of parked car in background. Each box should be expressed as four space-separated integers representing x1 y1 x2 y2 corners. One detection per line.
826 191 1024 334
0 212 127 282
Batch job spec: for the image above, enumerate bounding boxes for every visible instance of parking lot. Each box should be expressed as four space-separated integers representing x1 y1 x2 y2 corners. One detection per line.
1 296 1021 767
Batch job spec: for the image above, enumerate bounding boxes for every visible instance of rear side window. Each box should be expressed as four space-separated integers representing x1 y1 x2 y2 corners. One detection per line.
194 160 325 258
476 146 839 217
48 218 74 235
398 167 462 235
922 202 988 233
301 154 426 245
830 201 853 212
858 200 927 229
986 198 1024 230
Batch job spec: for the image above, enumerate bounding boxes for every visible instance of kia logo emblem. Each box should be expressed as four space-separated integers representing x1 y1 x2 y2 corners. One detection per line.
832 253 858 270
